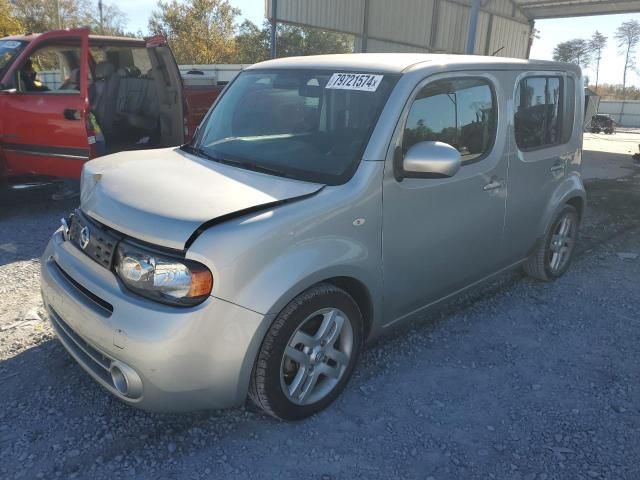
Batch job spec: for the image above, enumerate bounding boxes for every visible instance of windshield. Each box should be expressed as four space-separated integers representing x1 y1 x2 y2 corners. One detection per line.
0 40 26 77
193 69 398 185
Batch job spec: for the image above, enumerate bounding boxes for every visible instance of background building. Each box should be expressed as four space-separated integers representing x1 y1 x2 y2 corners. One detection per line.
265 0 640 58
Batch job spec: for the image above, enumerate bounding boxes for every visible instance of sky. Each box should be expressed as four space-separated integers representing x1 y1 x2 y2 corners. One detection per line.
112 1 640 87
111 0 264 33
529 13 640 87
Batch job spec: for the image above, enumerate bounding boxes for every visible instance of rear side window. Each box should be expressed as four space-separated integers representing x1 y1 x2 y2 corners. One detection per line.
514 76 564 150
403 78 497 164
90 47 153 77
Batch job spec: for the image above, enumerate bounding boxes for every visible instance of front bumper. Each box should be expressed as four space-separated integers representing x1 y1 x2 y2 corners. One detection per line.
40 229 273 412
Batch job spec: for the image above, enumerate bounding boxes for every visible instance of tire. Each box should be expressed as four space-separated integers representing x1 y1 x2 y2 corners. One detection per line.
523 204 579 282
249 283 363 421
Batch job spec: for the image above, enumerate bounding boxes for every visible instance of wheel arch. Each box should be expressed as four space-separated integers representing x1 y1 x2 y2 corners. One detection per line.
565 195 585 220
540 175 586 238
323 276 374 341
263 272 379 343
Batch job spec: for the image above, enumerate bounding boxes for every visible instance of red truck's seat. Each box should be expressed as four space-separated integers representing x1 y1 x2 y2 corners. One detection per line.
92 61 120 137
115 68 159 132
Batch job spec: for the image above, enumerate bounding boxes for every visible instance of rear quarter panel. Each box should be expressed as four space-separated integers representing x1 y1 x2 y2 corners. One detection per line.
503 68 585 262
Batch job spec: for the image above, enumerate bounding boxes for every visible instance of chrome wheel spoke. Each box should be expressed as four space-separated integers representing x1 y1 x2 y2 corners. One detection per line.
319 361 341 379
291 330 317 349
288 367 310 399
315 309 345 346
297 370 320 403
549 213 576 272
558 217 571 236
280 306 354 406
285 345 309 367
325 346 348 368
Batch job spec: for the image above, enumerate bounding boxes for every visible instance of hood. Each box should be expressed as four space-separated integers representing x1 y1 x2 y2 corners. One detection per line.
80 147 324 250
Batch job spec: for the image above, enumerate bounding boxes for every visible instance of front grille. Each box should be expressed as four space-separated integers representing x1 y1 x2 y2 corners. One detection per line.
68 210 122 268
48 307 113 384
52 261 114 314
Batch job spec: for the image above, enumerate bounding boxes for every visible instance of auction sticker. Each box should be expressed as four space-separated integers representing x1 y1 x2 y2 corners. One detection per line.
325 73 383 92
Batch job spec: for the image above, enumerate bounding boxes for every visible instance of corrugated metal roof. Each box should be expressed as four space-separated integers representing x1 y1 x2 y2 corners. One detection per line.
271 0 365 34
265 0 640 59
514 0 640 19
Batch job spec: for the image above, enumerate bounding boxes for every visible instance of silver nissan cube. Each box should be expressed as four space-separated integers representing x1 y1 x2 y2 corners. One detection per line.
41 54 586 420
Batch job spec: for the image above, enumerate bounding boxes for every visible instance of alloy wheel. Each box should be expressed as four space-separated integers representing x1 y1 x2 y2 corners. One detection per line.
548 213 576 273
280 308 354 406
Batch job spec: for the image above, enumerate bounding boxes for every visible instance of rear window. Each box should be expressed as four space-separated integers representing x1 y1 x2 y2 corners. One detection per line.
514 76 574 150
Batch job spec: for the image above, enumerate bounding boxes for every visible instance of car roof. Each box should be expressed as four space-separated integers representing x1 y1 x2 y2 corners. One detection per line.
248 53 582 75
2 33 144 47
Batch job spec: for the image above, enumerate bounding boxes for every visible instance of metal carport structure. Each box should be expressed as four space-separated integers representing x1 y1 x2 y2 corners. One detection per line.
515 0 640 19
265 0 640 58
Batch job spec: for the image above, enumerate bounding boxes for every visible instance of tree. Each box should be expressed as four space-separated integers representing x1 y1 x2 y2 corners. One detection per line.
615 20 640 99
234 20 353 63
13 0 90 32
588 31 607 89
552 39 590 67
12 0 127 35
234 20 269 63
86 2 129 36
149 0 239 64
276 23 353 57
0 0 24 36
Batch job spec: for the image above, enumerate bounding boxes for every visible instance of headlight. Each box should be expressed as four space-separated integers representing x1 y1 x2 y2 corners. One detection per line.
115 242 213 306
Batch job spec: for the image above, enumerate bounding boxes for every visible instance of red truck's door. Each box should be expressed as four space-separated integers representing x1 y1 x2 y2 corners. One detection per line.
0 29 90 180
145 35 187 144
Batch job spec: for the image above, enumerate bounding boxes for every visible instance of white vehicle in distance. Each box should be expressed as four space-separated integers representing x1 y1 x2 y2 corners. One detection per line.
41 54 585 420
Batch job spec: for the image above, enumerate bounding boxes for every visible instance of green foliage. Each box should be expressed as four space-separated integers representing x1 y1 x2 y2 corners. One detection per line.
588 31 607 88
148 0 239 64
614 20 640 95
275 23 353 58
234 20 353 64
10 0 127 36
0 0 23 37
589 30 607 53
552 39 590 67
234 20 270 64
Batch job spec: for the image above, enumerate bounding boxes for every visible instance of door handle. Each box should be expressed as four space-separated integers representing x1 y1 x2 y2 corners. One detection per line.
63 109 81 121
550 162 565 173
483 180 503 191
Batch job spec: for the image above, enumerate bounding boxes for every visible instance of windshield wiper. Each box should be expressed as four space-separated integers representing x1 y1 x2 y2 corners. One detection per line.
181 144 224 164
182 145 293 179
215 157 291 178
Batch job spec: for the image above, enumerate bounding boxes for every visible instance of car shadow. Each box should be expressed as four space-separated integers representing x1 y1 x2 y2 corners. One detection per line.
0 334 279 478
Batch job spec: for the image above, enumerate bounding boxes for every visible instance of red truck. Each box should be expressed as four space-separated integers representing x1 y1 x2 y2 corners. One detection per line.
0 29 224 194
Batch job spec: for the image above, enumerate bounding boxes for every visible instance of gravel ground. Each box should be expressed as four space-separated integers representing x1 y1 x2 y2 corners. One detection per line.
1 143 639 480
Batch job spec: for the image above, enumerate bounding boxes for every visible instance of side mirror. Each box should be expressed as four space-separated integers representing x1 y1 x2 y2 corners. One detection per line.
397 141 461 181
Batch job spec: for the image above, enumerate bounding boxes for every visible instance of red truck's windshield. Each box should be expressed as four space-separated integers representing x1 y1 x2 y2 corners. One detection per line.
0 40 26 78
